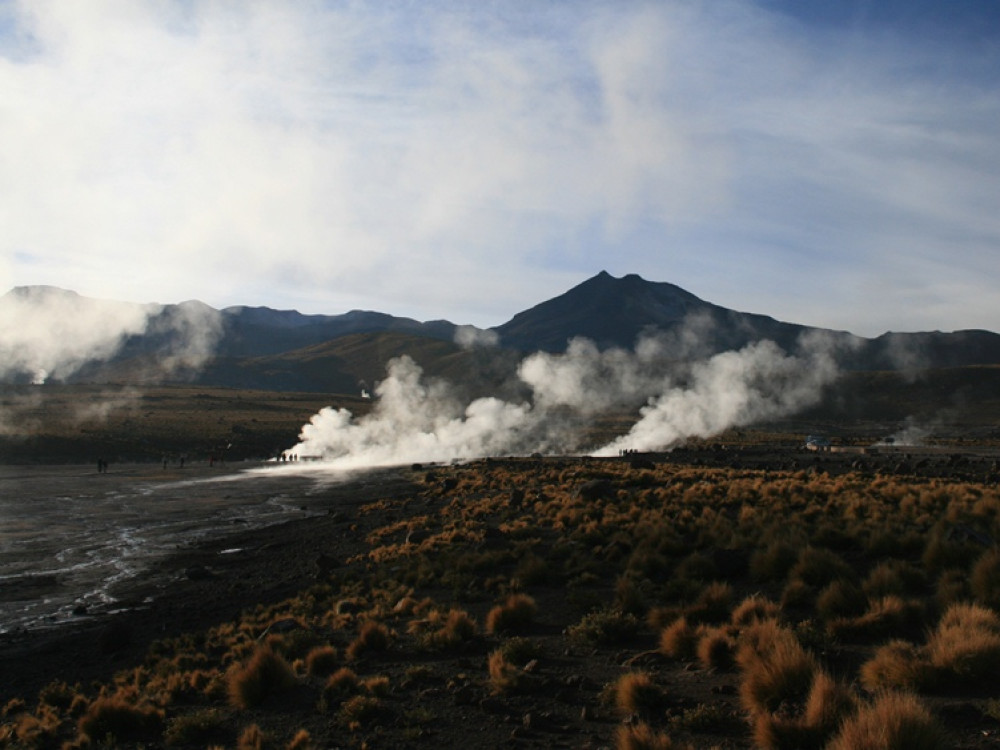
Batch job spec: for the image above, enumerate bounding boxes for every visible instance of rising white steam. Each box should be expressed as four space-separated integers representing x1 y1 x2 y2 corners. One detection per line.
0 287 222 384
290 324 847 467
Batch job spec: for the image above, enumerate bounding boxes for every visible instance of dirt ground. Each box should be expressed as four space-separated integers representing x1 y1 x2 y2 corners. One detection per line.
1 446 999 748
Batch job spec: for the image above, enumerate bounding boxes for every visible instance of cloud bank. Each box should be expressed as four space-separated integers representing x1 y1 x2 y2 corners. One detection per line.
1 1 998 335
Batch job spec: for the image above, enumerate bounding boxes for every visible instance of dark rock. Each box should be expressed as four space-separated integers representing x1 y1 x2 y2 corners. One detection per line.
576 479 614 501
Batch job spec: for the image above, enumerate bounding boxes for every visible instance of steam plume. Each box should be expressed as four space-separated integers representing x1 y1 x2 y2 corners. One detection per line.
290 323 847 468
0 287 222 384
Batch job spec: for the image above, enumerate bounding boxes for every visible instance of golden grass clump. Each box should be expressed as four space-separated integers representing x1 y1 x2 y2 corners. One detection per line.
825 692 947 750
613 671 667 716
730 594 780 627
737 622 819 717
696 626 735 670
861 638 933 692
685 580 734 624
826 595 927 642
345 620 392 660
925 601 1000 685
789 547 855 589
485 593 537 634
487 649 534 694
304 645 339 677
77 695 164 744
658 616 701 660
226 646 297 709
322 666 360 705
970 547 1000 609
815 579 867 621
614 721 686 750
750 669 857 749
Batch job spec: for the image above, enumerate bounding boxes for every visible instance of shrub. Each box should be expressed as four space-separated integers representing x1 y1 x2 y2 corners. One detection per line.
826 692 947 750
346 620 391 660
497 636 542 665
862 560 927 598
613 672 667 716
659 617 700 661
163 708 229 746
971 547 1000 609
614 721 683 750
237 723 270 750
696 626 735 670
750 539 800 581
815 579 867 621
338 695 382 729
305 645 339 677
739 630 818 716
485 593 537 634
685 580 733 624
487 649 534 694
227 646 297 708
567 608 642 647
827 596 927 642
926 607 1000 686
789 547 855 588
322 667 360 706
860 640 934 691
77 696 164 744
730 594 780 627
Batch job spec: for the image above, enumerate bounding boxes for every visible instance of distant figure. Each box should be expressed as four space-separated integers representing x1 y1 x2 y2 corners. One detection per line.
162 455 168 469
97 458 108 473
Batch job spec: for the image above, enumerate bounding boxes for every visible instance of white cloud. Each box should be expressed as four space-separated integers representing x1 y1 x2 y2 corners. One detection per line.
0 1 997 335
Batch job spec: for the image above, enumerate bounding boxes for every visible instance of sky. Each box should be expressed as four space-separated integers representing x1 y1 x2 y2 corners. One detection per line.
1 0 998 338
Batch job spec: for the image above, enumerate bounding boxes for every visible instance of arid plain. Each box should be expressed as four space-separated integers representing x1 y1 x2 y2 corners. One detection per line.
1 387 1000 748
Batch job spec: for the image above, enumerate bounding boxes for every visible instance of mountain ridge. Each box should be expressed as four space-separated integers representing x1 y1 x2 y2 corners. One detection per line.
3 273 1000 392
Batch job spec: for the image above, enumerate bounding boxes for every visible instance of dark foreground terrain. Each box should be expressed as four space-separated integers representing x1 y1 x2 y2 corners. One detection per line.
2 445 1000 749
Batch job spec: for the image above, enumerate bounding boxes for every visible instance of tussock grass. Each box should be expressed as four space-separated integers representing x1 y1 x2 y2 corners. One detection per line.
77 696 164 744
304 645 339 677
737 623 819 717
614 722 687 750
612 672 667 716
485 593 537 634
226 646 296 709
826 692 947 750
658 616 700 660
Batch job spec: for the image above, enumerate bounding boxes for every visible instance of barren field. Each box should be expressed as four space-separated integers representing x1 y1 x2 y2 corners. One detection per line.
2 444 1000 749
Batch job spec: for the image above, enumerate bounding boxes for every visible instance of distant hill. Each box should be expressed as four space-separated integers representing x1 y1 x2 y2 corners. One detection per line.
493 271 821 353
3 273 1000 396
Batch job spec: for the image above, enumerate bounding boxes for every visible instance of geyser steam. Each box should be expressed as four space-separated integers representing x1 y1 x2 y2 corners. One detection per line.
291 326 847 467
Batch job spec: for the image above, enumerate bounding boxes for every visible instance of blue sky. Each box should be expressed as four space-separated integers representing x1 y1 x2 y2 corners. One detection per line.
1 0 998 338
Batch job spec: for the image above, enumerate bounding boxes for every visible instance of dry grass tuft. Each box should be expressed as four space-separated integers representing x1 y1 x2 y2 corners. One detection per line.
730 594 780 627
738 625 819 717
345 620 391 660
304 645 339 677
614 721 686 750
226 646 297 709
613 671 667 716
696 626 735 670
485 593 537 634
77 696 164 744
826 692 947 750
659 616 701 661
860 640 933 692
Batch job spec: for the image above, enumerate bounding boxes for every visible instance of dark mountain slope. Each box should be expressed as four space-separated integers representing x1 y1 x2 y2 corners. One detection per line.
495 271 833 354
